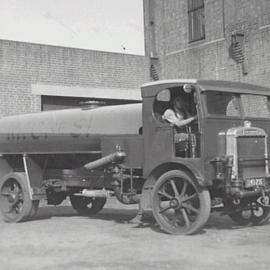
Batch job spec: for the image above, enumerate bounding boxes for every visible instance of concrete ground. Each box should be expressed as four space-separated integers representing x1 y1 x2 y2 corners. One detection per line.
1 198 270 270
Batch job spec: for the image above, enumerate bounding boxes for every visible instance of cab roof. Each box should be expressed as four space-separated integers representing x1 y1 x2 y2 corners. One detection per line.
141 79 270 97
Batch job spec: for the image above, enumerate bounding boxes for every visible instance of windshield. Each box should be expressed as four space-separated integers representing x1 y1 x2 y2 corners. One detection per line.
206 92 241 117
241 94 270 118
206 91 270 118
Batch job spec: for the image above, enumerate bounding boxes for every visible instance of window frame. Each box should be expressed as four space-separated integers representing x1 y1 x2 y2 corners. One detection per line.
188 0 206 43
203 91 242 119
203 91 270 120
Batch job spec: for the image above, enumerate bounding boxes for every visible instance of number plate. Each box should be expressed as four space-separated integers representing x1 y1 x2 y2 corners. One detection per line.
245 178 265 188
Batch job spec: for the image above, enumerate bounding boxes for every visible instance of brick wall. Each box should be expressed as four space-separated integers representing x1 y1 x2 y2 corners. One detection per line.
144 0 270 88
0 39 150 117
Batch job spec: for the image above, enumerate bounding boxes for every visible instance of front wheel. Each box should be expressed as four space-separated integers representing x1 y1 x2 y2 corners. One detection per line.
70 195 106 216
228 200 270 226
152 170 211 235
0 173 39 222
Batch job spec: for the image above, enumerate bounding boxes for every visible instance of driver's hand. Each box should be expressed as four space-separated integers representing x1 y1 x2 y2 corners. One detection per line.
192 115 198 121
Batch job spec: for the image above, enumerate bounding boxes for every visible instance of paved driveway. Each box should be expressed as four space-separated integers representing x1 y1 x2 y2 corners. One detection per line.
1 198 270 270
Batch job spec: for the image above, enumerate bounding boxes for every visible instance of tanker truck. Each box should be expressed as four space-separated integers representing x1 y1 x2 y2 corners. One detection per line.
1 79 270 235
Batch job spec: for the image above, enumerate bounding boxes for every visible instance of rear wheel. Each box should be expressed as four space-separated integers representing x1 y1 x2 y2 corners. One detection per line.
152 170 211 235
70 195 106 216
0 173 39 222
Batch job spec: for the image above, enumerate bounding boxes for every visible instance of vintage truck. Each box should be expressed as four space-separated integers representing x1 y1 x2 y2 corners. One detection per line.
1 79 270 235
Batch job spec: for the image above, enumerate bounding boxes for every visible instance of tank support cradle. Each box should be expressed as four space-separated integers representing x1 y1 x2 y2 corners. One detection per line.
23 155 46 200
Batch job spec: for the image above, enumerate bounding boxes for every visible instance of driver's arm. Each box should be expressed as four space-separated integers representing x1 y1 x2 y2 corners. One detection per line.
163 109 197 128
174 115 197 128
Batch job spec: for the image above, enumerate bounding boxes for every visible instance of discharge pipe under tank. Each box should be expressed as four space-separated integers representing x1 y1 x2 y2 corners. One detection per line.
81 147 140 204
83 149 126 171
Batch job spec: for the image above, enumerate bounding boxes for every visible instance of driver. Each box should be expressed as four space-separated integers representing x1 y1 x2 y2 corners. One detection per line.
162 96 197 129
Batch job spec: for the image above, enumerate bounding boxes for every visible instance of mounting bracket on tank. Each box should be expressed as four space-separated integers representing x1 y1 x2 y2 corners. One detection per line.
23 155 47 200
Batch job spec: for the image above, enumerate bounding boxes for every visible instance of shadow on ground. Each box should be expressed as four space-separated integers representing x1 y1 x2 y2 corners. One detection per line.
29 204 261 234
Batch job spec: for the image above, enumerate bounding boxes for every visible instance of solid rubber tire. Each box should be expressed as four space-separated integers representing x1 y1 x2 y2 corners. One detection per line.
152 170 211 235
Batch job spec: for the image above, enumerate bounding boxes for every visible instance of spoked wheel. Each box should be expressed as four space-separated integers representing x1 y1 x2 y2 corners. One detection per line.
0 173 39 222
228 200 270 226
152 170 211 235
70 195 106 216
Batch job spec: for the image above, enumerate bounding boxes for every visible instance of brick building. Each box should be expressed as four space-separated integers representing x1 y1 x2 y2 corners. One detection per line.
144 0 270 87
2 1 270 117
0 39 150 116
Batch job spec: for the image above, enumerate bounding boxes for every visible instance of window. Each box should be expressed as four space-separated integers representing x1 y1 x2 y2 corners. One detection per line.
241 95 270 118
153 87 197 123
153 89 172 122
206 92 270 119
188 0 205 42
206 92 241 117
156 89 171 102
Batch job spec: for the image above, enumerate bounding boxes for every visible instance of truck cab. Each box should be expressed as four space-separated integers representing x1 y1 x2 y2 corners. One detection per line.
142 79 270 182
140 79 270 234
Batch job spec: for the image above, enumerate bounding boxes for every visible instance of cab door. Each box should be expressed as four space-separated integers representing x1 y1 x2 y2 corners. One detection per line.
142 92 175 178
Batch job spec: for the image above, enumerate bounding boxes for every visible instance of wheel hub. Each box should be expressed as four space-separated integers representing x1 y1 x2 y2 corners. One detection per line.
8 192 19 203
170 197 182 209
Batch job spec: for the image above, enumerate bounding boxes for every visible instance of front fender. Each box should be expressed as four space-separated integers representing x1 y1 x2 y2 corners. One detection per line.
140 160 207 211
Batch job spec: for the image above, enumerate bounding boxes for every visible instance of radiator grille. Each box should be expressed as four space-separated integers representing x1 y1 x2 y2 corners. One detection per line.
237 136 266 179
237 136 265 157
